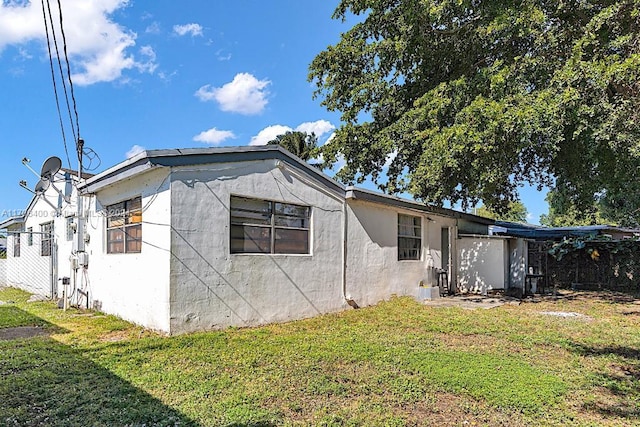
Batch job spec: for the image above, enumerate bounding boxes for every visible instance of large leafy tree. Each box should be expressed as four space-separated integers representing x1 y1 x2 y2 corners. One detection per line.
268 131 320 162
475 201 528 223
309 0 640 220
539 185 640 227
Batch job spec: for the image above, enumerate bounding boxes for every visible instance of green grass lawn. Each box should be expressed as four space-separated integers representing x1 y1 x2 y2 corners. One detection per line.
0 287 639 426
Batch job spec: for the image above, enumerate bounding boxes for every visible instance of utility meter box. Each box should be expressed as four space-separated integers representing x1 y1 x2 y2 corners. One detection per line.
77 252 89 267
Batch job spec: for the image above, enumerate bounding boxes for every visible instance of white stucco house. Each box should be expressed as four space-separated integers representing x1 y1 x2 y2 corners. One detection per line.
1 146 523 334
0 169 87 298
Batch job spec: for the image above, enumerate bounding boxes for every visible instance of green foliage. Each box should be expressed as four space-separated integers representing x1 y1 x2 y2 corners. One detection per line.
475 201 528 223
267 131 322 165
540 187 611 227
310 0 640 217
547 235 640 289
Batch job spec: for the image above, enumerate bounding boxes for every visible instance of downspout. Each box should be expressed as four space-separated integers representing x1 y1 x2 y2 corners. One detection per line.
342 198 358 308
274 160 357 308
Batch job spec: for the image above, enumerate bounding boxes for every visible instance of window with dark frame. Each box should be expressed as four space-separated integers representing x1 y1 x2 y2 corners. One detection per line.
27 227 33 246
230 196 310 254
41 222 53 257
106 196 142 254
13 232 21 258
66 217 74 241
398 214 421 260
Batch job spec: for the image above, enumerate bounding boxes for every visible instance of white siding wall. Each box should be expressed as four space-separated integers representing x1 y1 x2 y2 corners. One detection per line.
0 257 5 286
508 238 528 290
457 236 509 293
169 159 345 334
85 167 172 332
345 199 457 307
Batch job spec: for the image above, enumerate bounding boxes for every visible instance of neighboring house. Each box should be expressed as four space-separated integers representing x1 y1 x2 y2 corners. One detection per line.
0 169 86 296
2 146 506 334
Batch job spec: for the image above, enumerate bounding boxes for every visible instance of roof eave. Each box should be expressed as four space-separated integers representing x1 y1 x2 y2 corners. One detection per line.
79 145 346 196
0 216 25 230
345 187 495 224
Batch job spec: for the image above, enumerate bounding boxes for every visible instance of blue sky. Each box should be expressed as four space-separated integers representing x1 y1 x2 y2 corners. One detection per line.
0 0 548 224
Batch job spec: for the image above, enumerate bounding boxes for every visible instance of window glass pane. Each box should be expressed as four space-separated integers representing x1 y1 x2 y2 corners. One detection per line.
231 197 271 213
41 241 51 257
274 203 309 218
107 229 124 254
230 225 271 253
108 214 125 228
66 217 74 241
398 214 421 237
274 215 308 228
127 197 142 211
274 228 309 254
127 197 143 224
14 234 21 258
107 228 124 242
231 211 271 225
107 202 125 227
108 241 124 254
125 224 142 253
398 237 421 260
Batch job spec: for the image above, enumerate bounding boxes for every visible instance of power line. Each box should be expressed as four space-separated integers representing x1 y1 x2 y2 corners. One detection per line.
55 0 81 148
40 0 72 170
44 0 77 144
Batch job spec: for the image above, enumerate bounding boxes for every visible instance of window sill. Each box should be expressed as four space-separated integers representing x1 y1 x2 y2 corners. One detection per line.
231 253 313 258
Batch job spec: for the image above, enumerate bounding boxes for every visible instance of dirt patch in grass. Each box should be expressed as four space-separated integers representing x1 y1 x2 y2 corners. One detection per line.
0 326 50 340
270 390 528 426
99 330 131 342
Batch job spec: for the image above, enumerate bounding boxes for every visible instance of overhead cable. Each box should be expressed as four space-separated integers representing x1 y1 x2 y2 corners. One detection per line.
40 0 72 169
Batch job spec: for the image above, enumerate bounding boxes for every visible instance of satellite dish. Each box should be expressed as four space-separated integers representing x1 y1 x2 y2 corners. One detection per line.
40 156 62 181
34 178 51 195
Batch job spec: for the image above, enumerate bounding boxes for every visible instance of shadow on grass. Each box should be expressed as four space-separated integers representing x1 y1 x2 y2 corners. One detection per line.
0 305 62 331
570 343 640 361
552 290 640 304
569 342 640 420
0 306 199 427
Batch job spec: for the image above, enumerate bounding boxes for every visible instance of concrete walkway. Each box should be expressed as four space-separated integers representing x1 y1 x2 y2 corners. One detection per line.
423 294 521 310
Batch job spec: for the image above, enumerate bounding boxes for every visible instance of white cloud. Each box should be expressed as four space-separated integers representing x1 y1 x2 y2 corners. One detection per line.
249 125 292 146
158 70 177 82
195 73 270 115
249 121 337 147
173 23 203 37
126 144 145 158
136 45 157 73
295 120 335 138
193 127 235 145
0 0 158 85
145 22 161 34
216 50 232 61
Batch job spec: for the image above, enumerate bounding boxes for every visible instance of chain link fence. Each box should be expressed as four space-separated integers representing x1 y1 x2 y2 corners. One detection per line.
2 230 57 297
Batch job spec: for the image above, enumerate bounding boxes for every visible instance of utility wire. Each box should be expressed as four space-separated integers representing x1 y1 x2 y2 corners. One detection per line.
44 0 77 144
55 0 81 149
40 0 72 170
